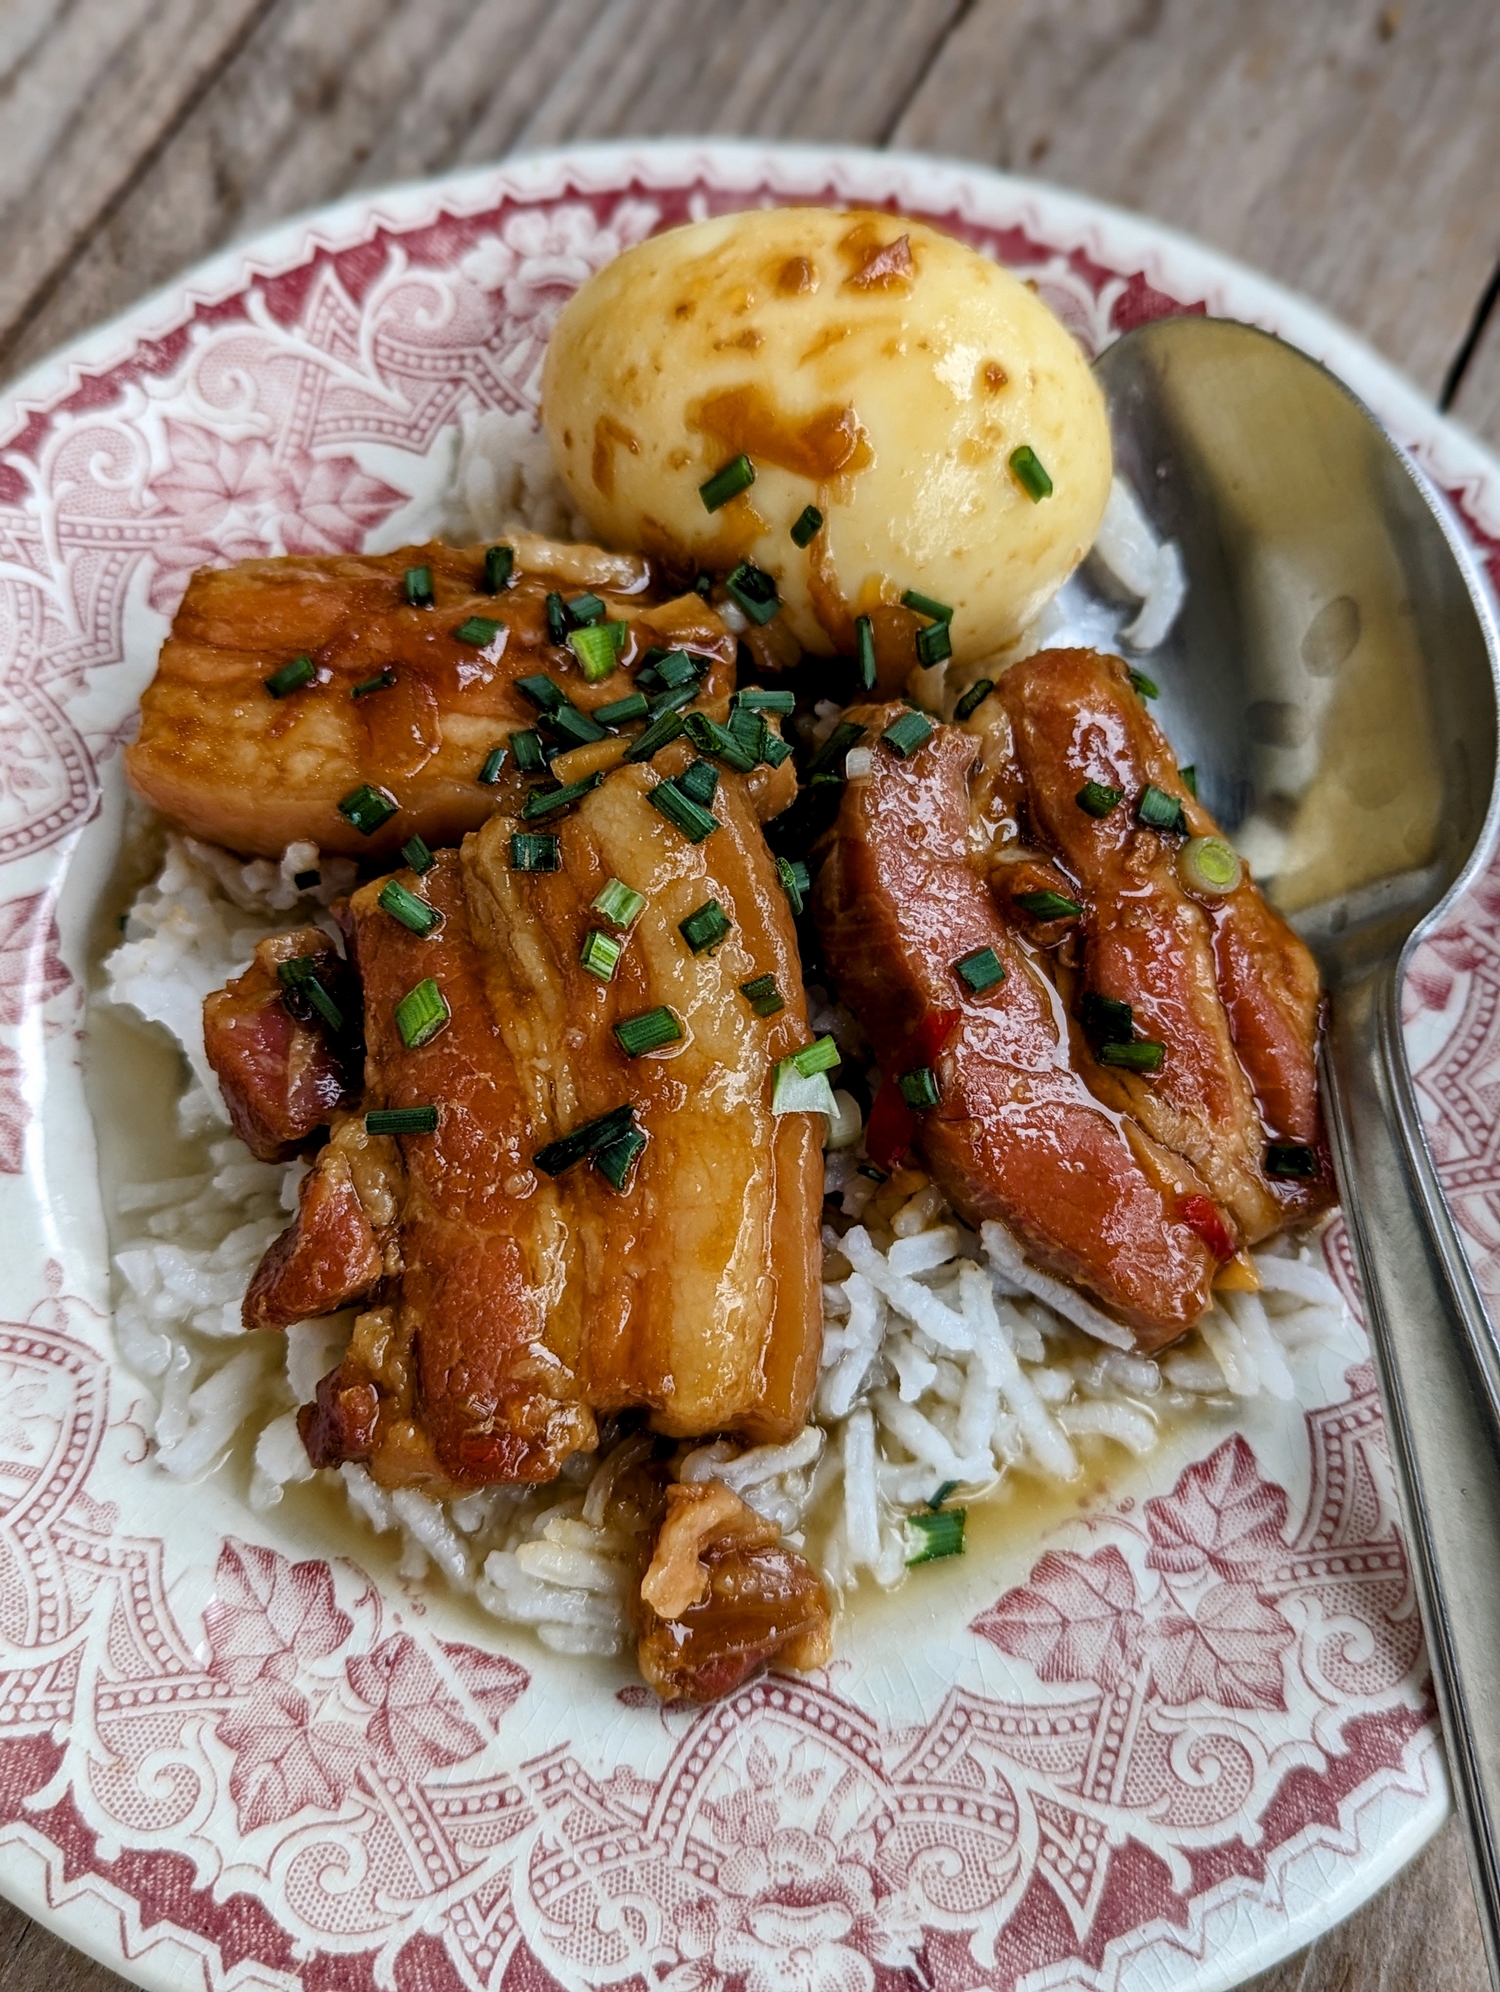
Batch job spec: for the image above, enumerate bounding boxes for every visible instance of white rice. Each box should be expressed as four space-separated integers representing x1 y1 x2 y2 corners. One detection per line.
97 422 1341 1660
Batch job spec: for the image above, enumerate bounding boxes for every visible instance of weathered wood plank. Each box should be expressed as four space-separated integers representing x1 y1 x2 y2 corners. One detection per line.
893 0 1500 404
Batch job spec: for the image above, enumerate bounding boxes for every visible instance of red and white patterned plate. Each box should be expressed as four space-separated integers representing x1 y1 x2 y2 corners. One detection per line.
0 141 1495 1992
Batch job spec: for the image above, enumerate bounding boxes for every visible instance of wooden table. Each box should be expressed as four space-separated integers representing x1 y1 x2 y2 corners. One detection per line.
2 0 1498 1985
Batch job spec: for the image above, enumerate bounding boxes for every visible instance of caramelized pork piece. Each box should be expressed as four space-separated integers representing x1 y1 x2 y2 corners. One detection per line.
243 1115 401 1329
203 927 358 1160
633 1481 833 1702
127 538 736 859
814 702 1221 1348
992 649 1332 1234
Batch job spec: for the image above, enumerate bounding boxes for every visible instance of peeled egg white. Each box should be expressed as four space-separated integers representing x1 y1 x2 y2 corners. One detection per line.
541 206 1112 669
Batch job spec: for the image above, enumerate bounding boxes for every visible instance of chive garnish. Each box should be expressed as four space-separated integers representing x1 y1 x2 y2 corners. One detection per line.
517 674 566 712
790 504 824 546
647 681 698 720
533 1103 636 1177
454 616 502 648
293 868 321 890
776 856 810 916
740 974 785 1017
954 946 1005 994
899 1066 942 1109
1266 1142 1318 1178
395 977 449 1049
855 614 877 693
404 566 435 607
684 712 758 772
793 1036 840 1077
352 668 397 699
760 727 794 768
954 678 994 722
265 654 315 698
700 454 756 512
650 777 719 842
733 687 796 714
906 1507 966 1565
901 589 953 624
377 879 441 937
545 592 572 644
726 705 770 763
1081 992 1135 1046
276 957 344 1034
567 592 606 625
1077 780 1123 818
807 719 868 781
771 1056 839 1117
592 878 646 928
579 928 624 982
916 620 953 667
625 707 687 763
594 1127 647 1190
1136 784 1187 834
1128 669 1160 700
543 702 608 750
366 1105 439 1135
655 648 700 690
679 900 731 953
677 758 720 807
1098 1039 1165 1073
1009 446 1053 501
1180 764 1198 797
725 560 781 625
402 835 435 875
568 624 621 682
882 709 934 758
522 770 604 820
1178 835 1243 896
478 745 507 784
615 1006 683 1056
510 728 547 773
927 1480 960 1511
338 784 398 836
509 832 560 871
595 690 651 727
1015 889 1083 921
484 544 514 593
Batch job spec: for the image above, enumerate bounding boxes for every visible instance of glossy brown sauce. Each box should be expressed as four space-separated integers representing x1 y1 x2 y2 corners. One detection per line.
688 383 872 482
591 415 641 498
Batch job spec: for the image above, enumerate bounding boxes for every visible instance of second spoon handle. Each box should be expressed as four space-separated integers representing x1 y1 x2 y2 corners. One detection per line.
1324 965 1500 1989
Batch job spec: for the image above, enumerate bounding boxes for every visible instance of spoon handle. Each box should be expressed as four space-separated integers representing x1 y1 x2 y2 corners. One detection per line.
1324 964 1500 1988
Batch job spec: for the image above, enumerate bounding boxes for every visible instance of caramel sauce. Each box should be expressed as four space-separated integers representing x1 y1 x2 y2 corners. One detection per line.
689 384 871 482
592 415 641 499
839 216 917 291
776 255 819 294
983 360 1009 392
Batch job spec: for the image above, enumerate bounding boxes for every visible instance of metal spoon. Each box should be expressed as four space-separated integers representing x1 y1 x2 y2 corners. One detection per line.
1073 316 1500 1981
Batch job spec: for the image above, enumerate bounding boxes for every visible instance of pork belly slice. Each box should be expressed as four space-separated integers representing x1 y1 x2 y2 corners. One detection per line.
814 702 1220 1349
991 649 1333 1236
243 1114 402 1330
126 537 736 859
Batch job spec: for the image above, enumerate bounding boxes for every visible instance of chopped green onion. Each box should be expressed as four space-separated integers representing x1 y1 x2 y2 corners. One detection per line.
684 711 758 772
807 719 868 781
771 1057 840 1118
545 592 572 644
1178 835 1243 896
858 1163 889 1183
1077 780 1123 818
395 977 450 1049
579 928 624 982
522 770 604 820
760 727 794 768
790 504 824 547
899 1066 942 1109
615 1006 683 1056
595 690 651 727
648 681 698 719
1128 669 1160 700
478 745 507 784
293 868 321 889
484 544 514 593
276 957 344 1034
725 560 781 625
700 453 756 512
854 614 877 693
402 835 435 875
567 591 606 625
654 648 700 689
882 709 934 758
567 624 620 682
679 900 731 953
906 1507 966 1564
367 1105 438 1135
510 728 547 773
793 1036 840 1078
927 1480 959 1511
517 673 566 713
916 620 953 667
594 1126 648 1190
533 1104 636 1177
625 708 687 763
954 678 994 723
1180 764 1198 797
338 784 398 836
1136 784 1187 834
510 832 560 871
740 974 785 1017
901 589 953 624
404 566 434 607
650 777 719 842
377 879 441 937
1081 992 1134 1046
734 687 796 714
1099 1039 1165 1073
954 946 1006 994
352 668 397 699
677 758 721 807
1008 445 1053 501
727 706 770 763
1266 1142 1318 1178
592 877 647 928
1015 889 1082 921
265 654 315 698
776 855 809 915
454 616 502 648
543 702 608 750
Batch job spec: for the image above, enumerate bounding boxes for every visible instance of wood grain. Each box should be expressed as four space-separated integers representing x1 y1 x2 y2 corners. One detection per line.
1 2 1498 1988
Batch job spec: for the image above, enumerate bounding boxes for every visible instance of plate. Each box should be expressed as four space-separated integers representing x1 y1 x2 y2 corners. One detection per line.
0 139 1494 1992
